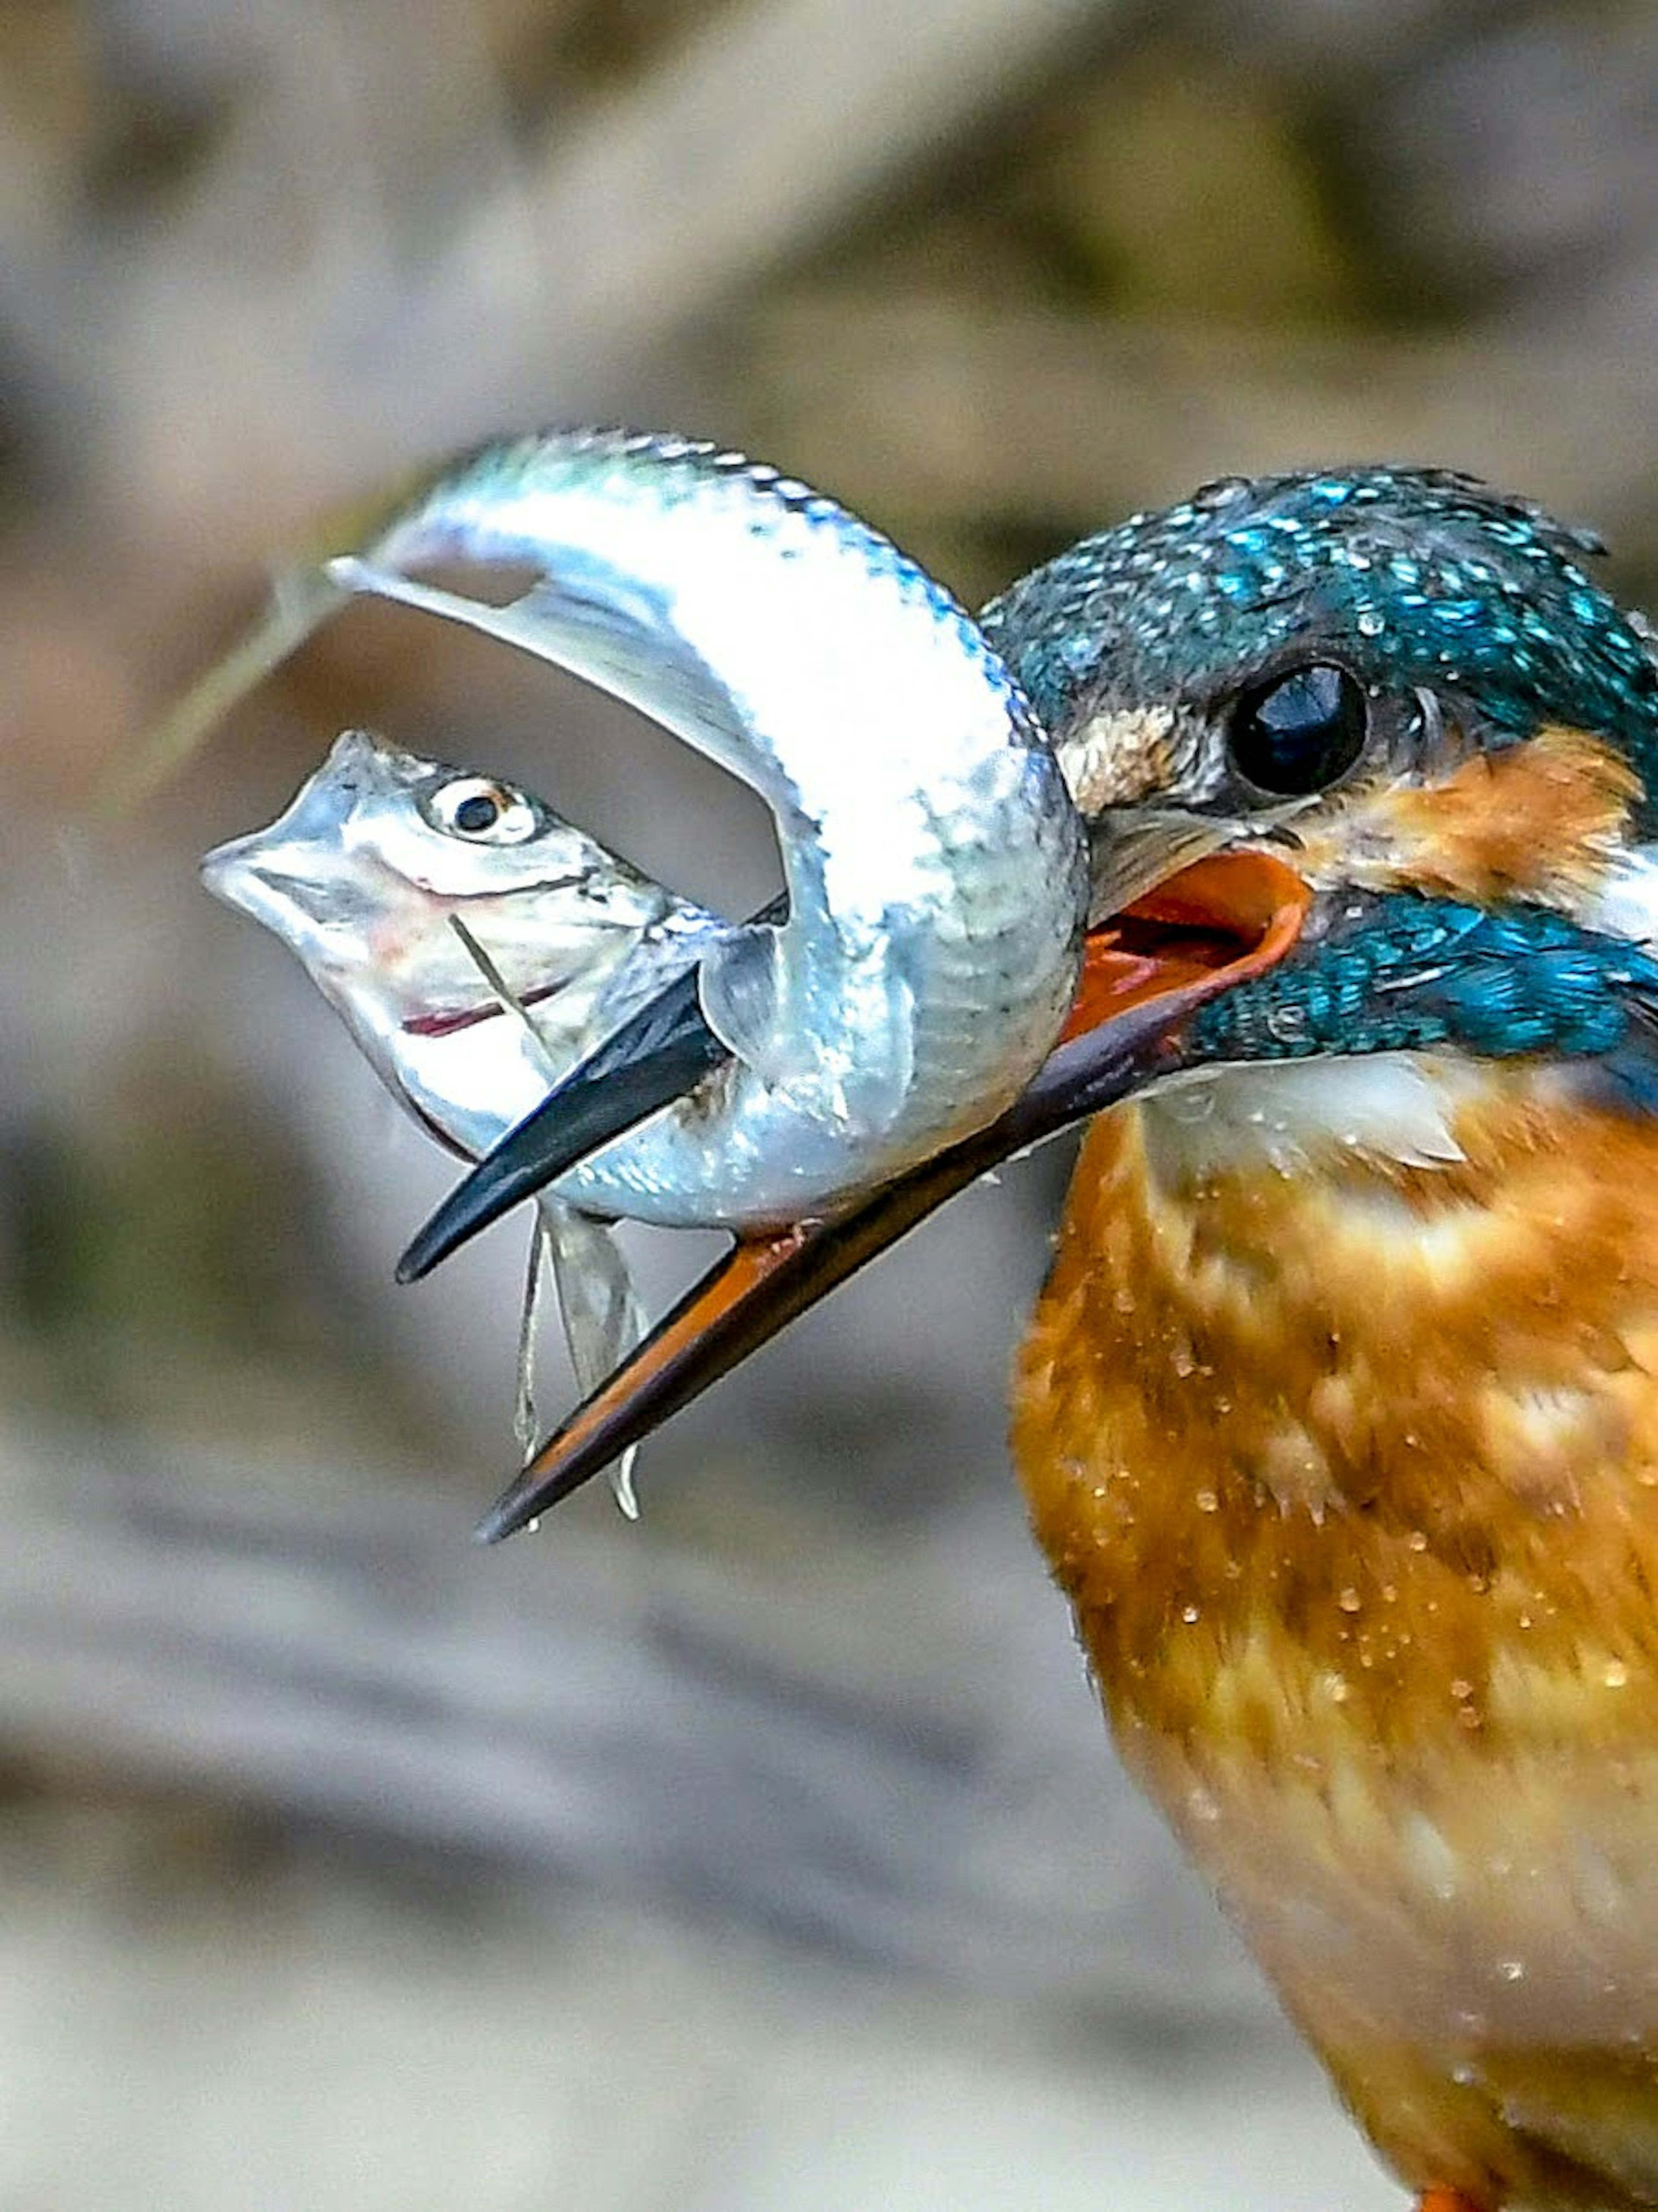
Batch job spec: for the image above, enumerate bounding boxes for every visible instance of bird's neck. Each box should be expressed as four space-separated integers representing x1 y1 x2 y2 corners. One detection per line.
1013 1052 1658 1768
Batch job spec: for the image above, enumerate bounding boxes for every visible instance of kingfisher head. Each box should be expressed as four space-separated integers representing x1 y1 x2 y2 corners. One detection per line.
407 466 1658 1534
981 466 1658 1162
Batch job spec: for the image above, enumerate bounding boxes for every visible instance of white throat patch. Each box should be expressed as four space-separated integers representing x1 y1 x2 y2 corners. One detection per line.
1139 1051 1484 1187
1580 842 1658 950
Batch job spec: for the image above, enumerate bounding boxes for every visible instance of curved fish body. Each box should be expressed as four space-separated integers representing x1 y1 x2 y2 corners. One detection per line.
177 429 1088 1233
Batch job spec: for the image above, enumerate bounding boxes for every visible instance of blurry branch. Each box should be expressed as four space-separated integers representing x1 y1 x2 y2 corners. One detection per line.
739 292 1658 545
61 0 1122 541
4 1420 1262 2020
457 0 1122 398
1 0 1127 792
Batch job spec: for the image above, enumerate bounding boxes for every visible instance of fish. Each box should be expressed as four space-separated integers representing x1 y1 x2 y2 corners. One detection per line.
202 725 730 1509
182 428 1093 1503
170 428 1088 1233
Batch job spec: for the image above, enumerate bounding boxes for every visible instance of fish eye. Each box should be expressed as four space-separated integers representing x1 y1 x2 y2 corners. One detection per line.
421 775 544 845
1228 663 1369 797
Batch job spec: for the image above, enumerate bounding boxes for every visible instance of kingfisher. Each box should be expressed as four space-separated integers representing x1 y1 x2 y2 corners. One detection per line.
386 465 1658 2209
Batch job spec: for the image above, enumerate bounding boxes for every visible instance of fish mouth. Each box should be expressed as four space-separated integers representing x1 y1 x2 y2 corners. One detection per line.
436 842 1310 1542
201 838 353 934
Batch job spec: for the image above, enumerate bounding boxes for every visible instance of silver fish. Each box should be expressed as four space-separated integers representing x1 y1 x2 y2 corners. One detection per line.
173 428 1089 1237
202 726 728 1509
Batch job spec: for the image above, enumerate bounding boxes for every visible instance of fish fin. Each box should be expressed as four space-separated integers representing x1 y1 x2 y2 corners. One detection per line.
696 925 786 1082
696 925 912 1133
460 892 651 1524
513 1212 553 1457
537 1195 647 1520
326 555 743 774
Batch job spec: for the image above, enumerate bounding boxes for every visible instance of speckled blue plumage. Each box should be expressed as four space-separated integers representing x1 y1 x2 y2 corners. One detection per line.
984 468 1658 820
1184 894 1658 1107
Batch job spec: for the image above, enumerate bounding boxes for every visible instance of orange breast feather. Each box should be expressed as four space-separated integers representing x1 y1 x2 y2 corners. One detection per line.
1013 1074 1658 2208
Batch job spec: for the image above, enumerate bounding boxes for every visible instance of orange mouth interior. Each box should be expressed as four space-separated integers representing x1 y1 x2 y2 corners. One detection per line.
1060 847 1311 1043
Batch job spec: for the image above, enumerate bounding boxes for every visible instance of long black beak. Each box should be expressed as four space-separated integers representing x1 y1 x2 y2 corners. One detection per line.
398 968 723 1285
469 850 1311 1542
396 893 789 1285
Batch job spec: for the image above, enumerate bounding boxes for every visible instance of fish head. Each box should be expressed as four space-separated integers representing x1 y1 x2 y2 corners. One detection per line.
203 728 677 1041
202 727 713 1154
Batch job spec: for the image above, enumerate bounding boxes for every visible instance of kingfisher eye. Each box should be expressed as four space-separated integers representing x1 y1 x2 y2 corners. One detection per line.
421 775 544 845
1228 664 1368 796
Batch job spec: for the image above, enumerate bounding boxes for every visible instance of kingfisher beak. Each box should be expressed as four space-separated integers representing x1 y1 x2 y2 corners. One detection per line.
467 845 1310 1542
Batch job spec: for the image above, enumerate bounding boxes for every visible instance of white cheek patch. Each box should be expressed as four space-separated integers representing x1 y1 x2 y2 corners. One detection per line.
1057 704 1179 811
1580 844 1658 950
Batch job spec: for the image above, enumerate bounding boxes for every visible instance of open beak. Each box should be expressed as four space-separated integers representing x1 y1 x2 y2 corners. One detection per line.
460 845 1310 1542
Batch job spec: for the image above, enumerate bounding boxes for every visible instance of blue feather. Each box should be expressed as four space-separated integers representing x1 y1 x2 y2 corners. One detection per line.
1183 895 1658 1107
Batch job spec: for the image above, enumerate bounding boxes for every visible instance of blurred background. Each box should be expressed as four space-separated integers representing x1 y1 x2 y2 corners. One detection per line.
0 0 1654 2205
